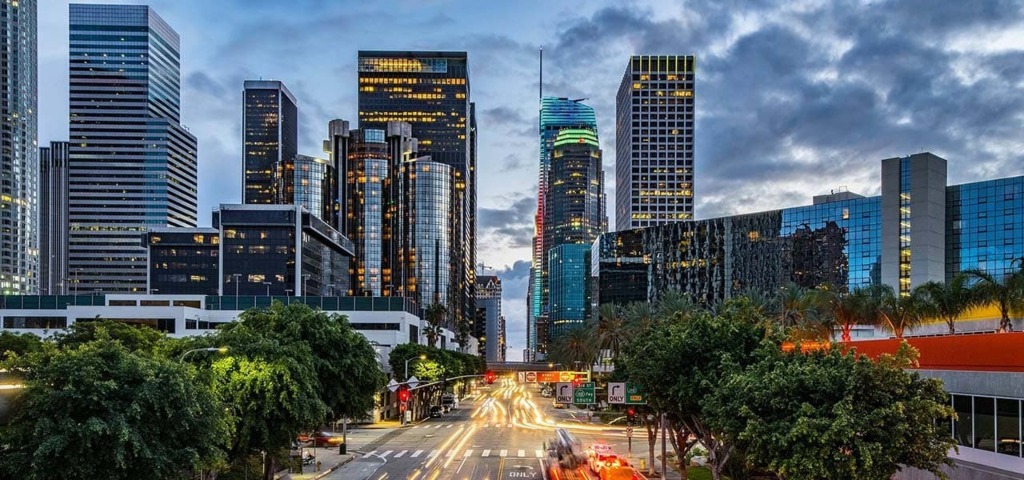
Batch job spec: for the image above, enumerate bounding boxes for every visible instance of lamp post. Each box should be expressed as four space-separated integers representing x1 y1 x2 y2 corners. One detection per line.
179 347 228 363
263 281 271 296
302 273 310 297
404 354 427 380
232 273 241 296
327 284 336 297
285 288 293 297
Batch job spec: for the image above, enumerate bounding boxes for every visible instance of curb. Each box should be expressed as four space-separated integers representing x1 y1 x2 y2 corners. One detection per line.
309 454 356 479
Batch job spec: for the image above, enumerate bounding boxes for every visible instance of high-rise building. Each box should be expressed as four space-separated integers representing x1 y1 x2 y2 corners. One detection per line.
40 142 69 295
358 51 474 338
615 55 696 230
68 4 198 294
243 80 297 205
543 128 606 344
475 275 505 362
528 97 597 358
1 0 38 294
278 154 334 225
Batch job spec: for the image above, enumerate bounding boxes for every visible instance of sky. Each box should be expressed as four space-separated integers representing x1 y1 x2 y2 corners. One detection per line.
39 0 1024 361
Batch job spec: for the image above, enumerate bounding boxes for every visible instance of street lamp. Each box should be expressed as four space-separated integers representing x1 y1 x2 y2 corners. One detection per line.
263 281 271 296
179 347 228 363
404 354 427 380
302 273 311 296
285 288 293 297
232 273 242 296
327 284 336 297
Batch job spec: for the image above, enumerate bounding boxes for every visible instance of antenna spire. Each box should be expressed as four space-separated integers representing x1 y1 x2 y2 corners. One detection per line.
539 47 543 103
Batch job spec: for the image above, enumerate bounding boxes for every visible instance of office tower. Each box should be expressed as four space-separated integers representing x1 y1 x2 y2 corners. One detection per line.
242 80 297 205
528 97 597 358
1 0 38 294
358 50 474 334
278 154 334 224
881 153 946 294
40 142 69 295
615 55 696 230
68 4 198 293
145 227 219 296
543 128 606 342
475 275 505 362
407 157 453 326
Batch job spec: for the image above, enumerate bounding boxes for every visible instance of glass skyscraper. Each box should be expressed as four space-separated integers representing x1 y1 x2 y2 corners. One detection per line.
408 157 453 325
243 80 297 205
616 55 696 230
278 154 334 225
68 4 198 294
528 97 597 357
1 0 37 294
357 51 475 333
39 142 69 295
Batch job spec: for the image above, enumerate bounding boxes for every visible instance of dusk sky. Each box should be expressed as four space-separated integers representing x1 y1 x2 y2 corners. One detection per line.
39 0 1024 360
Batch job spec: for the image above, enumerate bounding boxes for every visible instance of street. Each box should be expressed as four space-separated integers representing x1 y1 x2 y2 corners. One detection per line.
327 378 648 480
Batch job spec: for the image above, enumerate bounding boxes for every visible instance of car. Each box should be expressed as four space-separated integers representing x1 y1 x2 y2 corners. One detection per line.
429 405 445 418
599 466 641 480
441 394 457 411
552 399 566 409
297 431 343 447
588 443 614 457
589 453 625 474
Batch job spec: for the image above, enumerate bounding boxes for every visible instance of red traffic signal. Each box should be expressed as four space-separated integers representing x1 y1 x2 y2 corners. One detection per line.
398 387 410 402
485 371 496 384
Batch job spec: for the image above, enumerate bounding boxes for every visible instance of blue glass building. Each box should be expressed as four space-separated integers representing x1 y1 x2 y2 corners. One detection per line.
548 244 593 339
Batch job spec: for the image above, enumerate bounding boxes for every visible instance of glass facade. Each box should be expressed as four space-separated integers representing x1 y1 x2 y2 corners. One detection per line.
616 55 696 230
548 244 592 339
475 275 504 362
408 159 452 327
345 129 389 296
243 80 297 205
278 154 334 225
593 229 648 307
946 177 1024 282
146 229 219 295
951 393 1023 457
899 158 912 294
39 142 69 295
68 4 198 293
0 0 37 294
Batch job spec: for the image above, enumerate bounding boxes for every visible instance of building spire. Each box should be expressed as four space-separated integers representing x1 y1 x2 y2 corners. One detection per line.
539 46 543 103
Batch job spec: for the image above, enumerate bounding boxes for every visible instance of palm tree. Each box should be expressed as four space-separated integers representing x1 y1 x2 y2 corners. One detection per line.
817 287 877 342
964 262 1024 333
776 284 820 328
655 290 697 323
422 302 447 348
592 304 627 362
622 301 656 333
547 325 597 370
916 273 981 335
876 284 925 339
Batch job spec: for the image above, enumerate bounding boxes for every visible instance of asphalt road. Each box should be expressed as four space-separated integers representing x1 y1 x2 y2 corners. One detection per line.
325 378 643 480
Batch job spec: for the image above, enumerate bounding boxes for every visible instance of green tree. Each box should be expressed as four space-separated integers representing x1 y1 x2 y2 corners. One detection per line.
0 331 43 360
53 318 166 353
0 340 229 480
877 284 926 339
547 324 597 370
423 303 448 348
593 304 627 361
916 273 981 335
707 343 955 480
965 263 1024 332
819 287 878 342
776 283 821 328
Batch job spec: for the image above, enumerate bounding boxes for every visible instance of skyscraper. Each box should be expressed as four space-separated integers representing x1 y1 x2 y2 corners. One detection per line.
68 4 198 293
39 142 69 295
243 80 297 205
529 98 597 357
475 275 505 362
358 51 475 334
1 0 38 294
278 154 334 225
615 55 696 230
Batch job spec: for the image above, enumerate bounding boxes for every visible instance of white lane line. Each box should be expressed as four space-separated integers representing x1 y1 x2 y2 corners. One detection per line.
446 424 453 428
427 450 439 458
463 450 473 457
535 450 544 458
394 450 407 458
411 449 424 458
445 450 455 458
362 450 376 458
518 449 525 458
379 450 393 459
482 449 491 457
499 449 508 457
434 425 442 429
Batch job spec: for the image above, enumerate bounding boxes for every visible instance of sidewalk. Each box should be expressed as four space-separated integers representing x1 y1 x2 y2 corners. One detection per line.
277 421 403 479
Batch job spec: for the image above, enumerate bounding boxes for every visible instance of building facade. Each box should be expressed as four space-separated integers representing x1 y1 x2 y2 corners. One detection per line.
1 0 38 294
357 51 475 341
243 80 297 205
548 243 593 340
528 97 597 358
145 228 219 296
68 4 198 294
615 55 696 230
475 275 505 362
278 154 334 224
39 142 69 295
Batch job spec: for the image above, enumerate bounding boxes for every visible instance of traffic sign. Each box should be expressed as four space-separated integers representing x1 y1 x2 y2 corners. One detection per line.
407 375 420 389
559 371 573 382
525 371 537 383
608 382 625 404
626 426 633 438
625 383 647 405
573 382 596 404
516 372 526 383
555 382 574 404
387 379 399 392
537 371 560 382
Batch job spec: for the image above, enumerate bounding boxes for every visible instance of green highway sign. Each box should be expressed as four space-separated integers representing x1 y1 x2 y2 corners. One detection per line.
573 382 596 404
625 383 647 405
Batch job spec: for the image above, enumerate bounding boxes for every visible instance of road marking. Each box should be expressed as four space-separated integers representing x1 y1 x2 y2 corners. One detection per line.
394 450 407 458
411 449 424 458
463 450 473 457
535 450 544 458
518 449 525 458
482 449 491 457
446 424 453 428
434 425 442 429
362 450 376 458
507 423 512 428
499 449 508 457
379 450 393 459
445 450 455 458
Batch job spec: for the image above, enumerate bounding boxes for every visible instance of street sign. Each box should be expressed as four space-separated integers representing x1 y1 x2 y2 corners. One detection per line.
559 371 574 382
625 383 647 405
525 371 537 383
608 382 625 404
537 371 560 382
555 382 574 404
626 426 633 438
407 375 420 389
573 382 596 404
516 372 526 383
387 379 399 392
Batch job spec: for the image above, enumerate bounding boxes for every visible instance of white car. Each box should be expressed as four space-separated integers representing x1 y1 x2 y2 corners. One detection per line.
588 453 624 473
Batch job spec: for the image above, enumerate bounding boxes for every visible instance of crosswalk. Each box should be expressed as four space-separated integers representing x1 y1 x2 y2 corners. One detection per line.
407 423 514 429
361 448 547 460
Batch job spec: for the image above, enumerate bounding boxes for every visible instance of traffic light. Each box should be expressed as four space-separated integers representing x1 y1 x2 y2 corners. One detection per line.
626 407 636 425
571 377 581 388
485 371 496 384
398 386 410 402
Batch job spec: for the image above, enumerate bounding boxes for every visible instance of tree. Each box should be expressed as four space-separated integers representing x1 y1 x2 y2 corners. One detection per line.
0 331 43 360
422 303 448 348
707 343 956 480
593 304 626 361
818 287 878 342
965 263 1024 332
546 324 597 370
53 318 166 353
876 285 925 339
916 273 981 335
776 283 821 328
0 340 229 480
